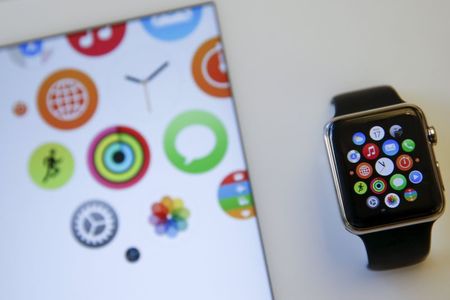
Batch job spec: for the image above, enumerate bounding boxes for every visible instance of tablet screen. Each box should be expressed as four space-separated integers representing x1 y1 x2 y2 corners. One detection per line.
0 4 272 299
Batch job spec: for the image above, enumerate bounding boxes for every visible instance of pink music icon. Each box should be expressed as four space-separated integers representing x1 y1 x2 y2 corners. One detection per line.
363 143 380 160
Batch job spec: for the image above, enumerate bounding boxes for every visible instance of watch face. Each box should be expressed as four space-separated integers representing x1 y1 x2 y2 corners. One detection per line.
328 106 444 229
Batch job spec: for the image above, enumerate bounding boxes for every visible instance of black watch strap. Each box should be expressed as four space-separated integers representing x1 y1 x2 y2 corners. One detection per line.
332 86 433 270
360 222 434 270
332 86 404 117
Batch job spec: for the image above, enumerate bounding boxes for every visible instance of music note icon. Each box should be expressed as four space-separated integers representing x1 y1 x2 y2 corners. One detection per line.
67 23 126 56
363 143 379 160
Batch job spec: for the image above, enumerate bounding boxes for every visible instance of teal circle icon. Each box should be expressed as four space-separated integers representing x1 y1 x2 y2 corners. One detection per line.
164 110 228 173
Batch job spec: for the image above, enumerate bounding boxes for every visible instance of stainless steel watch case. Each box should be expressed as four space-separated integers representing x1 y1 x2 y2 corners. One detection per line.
324 103 445 235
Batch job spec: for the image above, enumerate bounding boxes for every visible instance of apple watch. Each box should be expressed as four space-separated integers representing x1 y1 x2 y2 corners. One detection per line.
324 86 445 270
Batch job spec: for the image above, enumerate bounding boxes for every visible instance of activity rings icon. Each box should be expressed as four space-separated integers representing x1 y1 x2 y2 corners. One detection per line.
88 126 150 189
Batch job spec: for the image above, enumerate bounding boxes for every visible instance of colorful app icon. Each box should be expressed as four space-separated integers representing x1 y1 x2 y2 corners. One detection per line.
347 150 361 163
402 139 416 152
67 24 126 56
37 69 98 130
192 37 231 98
390 125 403 138
164 110 228 173
409 170 423 184
88 126 150 189
149 196 190 238
385 193 400 208
218 170 255 219
125 61 169 112
352 132 366 146
141 7 202 41
367 196 380 209
404 188 418 202
9 39 53 67
354 181 368 195
356 162 373 179
72 200 118 248
13 101 27 117
390 174 407 191
370 126 385 141
362 143 380 160
370 178 387 194
382 139 399 156
29 143 74 189
375 157 394 176
396 154 413 171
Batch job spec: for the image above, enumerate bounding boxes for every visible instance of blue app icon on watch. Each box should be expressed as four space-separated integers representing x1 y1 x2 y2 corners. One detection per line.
18 40 43 57
141 7 202 41
382 139 400 156
409 170 423 184
352 132 366 146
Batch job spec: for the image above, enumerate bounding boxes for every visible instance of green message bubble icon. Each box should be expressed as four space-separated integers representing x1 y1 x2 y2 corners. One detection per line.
29 143 74 189
164 111 228 173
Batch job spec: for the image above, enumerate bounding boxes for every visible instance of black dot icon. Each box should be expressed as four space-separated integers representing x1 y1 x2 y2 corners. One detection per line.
126 247 140 263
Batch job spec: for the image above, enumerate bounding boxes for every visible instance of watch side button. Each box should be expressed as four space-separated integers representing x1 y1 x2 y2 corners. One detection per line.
427 126 438 145
436 161 445 191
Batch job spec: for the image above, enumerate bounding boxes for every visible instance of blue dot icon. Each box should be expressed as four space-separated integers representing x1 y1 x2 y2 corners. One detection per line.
141 7 202 41
352 132 366 146
382 139 400 156
18 40 43 57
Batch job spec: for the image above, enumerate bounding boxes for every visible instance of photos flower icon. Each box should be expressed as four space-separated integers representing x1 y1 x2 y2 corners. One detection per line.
149 196 190 237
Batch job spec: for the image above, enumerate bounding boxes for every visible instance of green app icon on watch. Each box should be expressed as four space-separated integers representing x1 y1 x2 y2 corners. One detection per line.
164 110 228 173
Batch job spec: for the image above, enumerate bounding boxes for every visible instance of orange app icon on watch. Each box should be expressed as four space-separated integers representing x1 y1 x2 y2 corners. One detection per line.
37 69 98 130
356 162 373 179
396 154 413 171
192 37 231 98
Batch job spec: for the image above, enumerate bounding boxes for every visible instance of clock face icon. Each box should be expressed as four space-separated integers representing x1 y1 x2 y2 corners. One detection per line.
375 157 394 176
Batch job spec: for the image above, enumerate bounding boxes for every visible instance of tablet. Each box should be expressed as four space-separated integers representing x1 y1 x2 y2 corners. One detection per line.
0 3 273 299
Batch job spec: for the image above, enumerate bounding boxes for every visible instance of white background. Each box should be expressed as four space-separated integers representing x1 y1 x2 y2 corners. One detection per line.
1 0 450 299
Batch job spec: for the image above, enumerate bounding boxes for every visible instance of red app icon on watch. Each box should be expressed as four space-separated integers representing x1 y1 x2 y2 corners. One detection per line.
396 154 413 171
362 143 380 160
67 24 126 56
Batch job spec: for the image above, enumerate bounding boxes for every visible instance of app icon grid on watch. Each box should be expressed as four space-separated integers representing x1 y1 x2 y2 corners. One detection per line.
345 123 425 211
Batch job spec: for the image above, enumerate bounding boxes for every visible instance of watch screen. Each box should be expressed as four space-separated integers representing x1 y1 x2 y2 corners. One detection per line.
330 106 443 229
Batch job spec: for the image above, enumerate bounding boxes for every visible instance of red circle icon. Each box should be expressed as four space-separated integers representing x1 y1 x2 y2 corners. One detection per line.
192 37 231 98
396 154 413 171
356 162 373 179
362 143 380 160
370 177 387 194
67 24 126 56
13 101 27 116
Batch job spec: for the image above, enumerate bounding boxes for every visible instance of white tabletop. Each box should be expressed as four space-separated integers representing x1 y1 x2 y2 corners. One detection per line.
1 0 449 299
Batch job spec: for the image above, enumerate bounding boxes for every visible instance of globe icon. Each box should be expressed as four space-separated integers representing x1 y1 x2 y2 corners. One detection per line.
46 78 90 121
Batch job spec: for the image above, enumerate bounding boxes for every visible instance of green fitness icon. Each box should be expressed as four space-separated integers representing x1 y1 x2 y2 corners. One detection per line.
29 143 74 189
164 110 228 173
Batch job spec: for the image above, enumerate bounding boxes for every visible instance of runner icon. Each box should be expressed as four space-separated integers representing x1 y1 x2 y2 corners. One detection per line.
29 143 74 189
42 148 62 182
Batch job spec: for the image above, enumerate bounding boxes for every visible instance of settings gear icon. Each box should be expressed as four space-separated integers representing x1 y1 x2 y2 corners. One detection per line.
72 200 118 248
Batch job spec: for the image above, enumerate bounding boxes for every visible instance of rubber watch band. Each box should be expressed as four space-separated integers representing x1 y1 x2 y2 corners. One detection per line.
332 86 404 117
332 86 433 270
